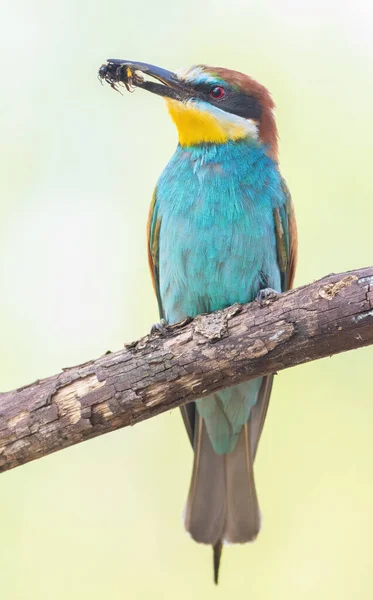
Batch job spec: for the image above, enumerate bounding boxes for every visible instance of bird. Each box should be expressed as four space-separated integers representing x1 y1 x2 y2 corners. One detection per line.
100 59 297 583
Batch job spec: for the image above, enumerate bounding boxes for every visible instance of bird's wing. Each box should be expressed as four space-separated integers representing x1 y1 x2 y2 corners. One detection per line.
250 178 298 456
148 188 196 444
147 189 164 319
274 177 298 291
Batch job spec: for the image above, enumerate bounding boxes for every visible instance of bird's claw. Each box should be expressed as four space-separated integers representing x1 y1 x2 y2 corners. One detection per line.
256 287 279 307
150 318 169 336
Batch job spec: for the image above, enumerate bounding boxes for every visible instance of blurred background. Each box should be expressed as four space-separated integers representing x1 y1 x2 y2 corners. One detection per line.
1 0 373 598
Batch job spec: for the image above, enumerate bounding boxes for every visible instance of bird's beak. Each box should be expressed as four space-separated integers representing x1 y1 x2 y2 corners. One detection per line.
99 59 190 101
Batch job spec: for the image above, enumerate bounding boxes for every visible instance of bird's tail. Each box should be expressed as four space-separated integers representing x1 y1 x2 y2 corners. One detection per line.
184 416 260 583
184 375 273 583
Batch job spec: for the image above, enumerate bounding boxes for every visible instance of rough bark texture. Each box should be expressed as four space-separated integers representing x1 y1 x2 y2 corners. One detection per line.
1 267 373 474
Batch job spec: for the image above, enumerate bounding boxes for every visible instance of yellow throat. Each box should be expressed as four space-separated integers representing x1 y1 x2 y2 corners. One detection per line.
166 99 256 146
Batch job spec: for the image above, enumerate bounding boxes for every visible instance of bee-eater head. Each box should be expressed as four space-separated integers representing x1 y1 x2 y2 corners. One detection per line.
101 60 278 159
165 65 278 158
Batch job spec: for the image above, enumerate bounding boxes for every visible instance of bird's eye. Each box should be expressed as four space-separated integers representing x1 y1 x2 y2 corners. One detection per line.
209 86 226 99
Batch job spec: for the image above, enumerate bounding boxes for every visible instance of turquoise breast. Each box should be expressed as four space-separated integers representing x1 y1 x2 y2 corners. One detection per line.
156 140 284 323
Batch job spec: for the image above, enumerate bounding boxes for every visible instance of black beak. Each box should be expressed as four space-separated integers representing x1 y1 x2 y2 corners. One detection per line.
98 59 189 100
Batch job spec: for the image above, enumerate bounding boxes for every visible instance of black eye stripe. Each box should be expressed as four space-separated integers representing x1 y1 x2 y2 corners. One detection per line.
193 82 216 94
191 84 261 120
216 93 262 120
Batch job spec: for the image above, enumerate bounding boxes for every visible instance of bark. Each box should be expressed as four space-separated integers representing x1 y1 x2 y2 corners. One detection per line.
0 266 372 474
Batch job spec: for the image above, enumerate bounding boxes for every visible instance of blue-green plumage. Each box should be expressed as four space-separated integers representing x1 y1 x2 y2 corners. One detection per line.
153 139 286 453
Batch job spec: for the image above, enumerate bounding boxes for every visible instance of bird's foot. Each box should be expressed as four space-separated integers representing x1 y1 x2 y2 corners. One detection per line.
150 318 169 336
256 288 279 307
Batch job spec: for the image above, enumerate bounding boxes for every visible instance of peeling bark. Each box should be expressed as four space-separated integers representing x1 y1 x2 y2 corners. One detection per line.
0 267 373 473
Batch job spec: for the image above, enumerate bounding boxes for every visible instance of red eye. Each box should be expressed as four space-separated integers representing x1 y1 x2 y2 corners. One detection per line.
210 86 225 99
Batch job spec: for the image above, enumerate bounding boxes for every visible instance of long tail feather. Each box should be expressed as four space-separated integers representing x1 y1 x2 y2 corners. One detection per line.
184 414 226 544
224 423 260 543
184 376 273 582
213 540 223 584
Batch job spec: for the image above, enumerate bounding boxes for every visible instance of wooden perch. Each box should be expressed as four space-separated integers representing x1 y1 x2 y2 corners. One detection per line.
0 266 373 474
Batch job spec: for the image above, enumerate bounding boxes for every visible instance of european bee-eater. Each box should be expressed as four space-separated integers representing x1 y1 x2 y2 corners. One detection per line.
100 59 298 583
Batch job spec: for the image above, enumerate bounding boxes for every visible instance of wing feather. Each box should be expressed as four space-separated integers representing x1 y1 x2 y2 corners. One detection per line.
147 189 164 318
275 178 298 291
249 179 298 471
148 189 197 443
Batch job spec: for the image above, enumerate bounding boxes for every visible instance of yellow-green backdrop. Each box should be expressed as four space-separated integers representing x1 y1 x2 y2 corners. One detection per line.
1 1 373 598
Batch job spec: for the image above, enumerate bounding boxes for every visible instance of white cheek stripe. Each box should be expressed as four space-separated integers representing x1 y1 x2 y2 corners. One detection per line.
236 116 258 139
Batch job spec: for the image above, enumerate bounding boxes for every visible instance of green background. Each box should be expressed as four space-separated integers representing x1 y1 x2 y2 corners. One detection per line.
1 0 373 598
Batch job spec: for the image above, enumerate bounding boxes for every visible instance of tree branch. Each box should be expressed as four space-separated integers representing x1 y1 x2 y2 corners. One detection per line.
1 266 373 473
